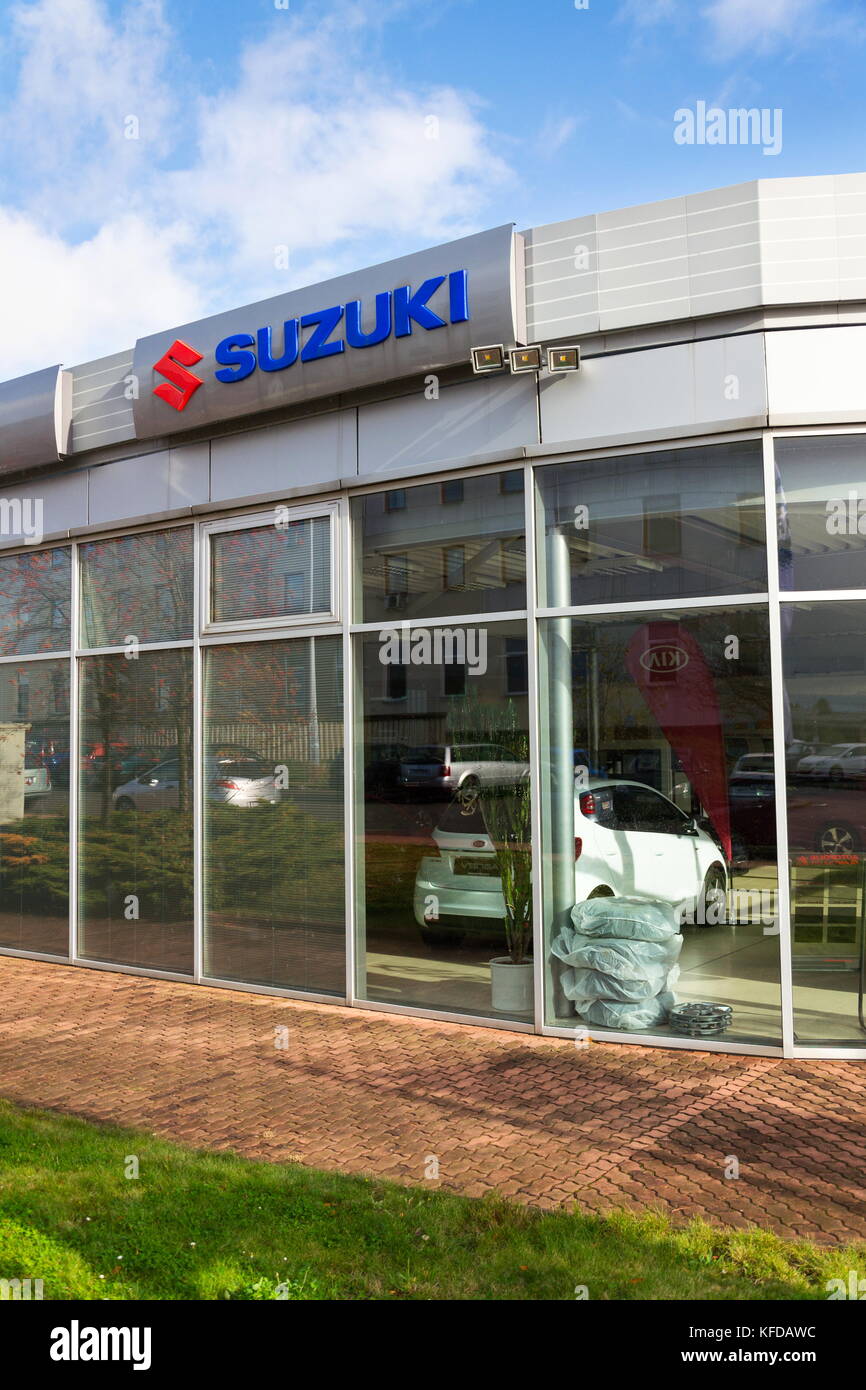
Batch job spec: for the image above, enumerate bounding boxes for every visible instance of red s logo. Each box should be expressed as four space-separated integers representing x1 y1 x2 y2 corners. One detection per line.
153 339 204 411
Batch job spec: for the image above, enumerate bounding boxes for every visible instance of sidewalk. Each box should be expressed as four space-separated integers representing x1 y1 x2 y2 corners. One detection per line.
0 955 864 1243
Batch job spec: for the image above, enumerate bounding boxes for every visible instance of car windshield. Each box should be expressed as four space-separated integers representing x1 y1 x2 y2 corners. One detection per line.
405 746 446 762
215 756 270 778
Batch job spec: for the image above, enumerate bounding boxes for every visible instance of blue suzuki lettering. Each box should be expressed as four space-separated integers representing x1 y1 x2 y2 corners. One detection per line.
393 275 447 337
345 291 392 348
257 320 300 372
300 304 345 362
214 333 257 383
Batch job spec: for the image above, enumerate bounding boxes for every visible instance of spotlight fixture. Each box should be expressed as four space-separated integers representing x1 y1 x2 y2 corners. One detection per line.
547 345 581 373
509 345 544 374
471 345 506 374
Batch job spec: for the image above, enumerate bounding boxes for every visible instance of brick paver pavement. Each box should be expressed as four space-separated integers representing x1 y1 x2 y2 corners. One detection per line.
1 956 864 1243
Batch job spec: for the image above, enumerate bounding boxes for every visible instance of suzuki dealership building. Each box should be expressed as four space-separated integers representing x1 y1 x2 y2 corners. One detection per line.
1 171 866 1058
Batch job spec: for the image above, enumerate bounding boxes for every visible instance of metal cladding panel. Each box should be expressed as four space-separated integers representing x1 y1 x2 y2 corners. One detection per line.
766 324 866 424
523 173 866 341
0 365 69 475
357 375 538 475
132 225 522 442
0 469 87 546
539 333 768 451
71 351 136 453
209 412 355 502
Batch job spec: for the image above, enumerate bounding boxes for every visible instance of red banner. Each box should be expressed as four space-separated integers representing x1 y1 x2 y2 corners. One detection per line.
625 622 731 860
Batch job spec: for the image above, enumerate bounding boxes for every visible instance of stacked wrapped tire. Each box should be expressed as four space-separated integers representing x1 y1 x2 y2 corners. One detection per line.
551 896 681 1030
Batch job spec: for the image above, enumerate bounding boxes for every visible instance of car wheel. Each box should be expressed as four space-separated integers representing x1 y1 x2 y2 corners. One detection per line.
114 796 136 812
587 885 615 899
697 866 728 926
817 822 861 854
420 927 466 948
829 766 844 783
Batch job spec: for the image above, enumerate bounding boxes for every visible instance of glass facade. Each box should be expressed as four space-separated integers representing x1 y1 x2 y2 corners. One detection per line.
353 620 531 1021
1 433 866 1055
203 636 344 993
78 648 194 972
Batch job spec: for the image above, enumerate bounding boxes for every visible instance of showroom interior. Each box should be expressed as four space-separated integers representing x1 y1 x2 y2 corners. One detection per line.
1 173 866 1058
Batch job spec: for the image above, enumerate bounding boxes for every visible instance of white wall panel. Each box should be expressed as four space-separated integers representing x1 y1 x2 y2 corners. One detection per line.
767 324 866 424
357 376 538 475
209 410 356 501
539 333 767 451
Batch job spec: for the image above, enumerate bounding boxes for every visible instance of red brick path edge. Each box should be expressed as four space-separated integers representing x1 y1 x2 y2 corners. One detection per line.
1 956 865 1244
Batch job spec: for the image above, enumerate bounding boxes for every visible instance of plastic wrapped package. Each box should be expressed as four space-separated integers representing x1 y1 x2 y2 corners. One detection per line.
563 962 680 1004
572 991 677 1031
551 926 683 979
570 895 680 941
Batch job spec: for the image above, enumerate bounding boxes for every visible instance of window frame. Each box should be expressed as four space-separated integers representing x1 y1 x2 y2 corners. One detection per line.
200 500 341 636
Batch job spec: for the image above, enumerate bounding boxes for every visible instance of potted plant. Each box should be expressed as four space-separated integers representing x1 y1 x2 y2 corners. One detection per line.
476 768 534 1014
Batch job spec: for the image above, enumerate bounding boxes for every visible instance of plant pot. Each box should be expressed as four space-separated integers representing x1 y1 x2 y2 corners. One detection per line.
489 957 534 1014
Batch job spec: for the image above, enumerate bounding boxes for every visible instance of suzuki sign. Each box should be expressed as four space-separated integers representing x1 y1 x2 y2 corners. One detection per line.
133 225 525 440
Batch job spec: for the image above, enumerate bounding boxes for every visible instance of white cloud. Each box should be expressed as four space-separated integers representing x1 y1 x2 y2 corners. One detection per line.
0 0 511 376
617 0 678 25
0 210 203 377
6 0 174 225
537 115 579 157
702 0 826 55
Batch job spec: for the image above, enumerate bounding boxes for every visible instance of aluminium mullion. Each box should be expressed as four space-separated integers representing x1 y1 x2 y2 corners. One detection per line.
763 432 796 1057
525 461 544 1032
74 640 194 658
342 498 356 1006
535 593 771 621
349 608 529 634
193 522 203 983
199 622 342 647
68 541 80 962
0 649 71 665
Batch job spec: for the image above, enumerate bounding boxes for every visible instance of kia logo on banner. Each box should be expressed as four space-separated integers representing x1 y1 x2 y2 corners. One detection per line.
638 643 689 676
626 622 732 860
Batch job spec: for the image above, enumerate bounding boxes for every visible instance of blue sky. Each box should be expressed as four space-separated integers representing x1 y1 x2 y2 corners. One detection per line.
0 0 864 376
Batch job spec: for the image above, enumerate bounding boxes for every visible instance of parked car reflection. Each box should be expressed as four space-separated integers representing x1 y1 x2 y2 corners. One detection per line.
414 779 726 946
399 742 530 798
797 742 866 781
730 769 866 858
112 749 282 811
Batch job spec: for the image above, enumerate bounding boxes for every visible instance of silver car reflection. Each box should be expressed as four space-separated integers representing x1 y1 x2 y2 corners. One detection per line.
112 753 283 811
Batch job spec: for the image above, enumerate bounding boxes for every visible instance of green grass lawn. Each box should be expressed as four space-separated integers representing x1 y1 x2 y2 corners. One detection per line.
0 1098 861 1301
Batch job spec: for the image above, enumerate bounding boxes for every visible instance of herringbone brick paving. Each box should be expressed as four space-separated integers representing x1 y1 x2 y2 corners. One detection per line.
1 956 864 1243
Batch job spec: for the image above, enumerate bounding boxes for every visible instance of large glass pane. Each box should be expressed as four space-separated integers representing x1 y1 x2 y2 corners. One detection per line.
354 620 532 1021
352 471 526 624
80 529 193 647
203 636 344 993
536 442 766 608
783 600 866 1047
210 515 332 624
0 548 71 655
776 435 866 591
0 658 69 954
540 605 781 1044
78 649 193 972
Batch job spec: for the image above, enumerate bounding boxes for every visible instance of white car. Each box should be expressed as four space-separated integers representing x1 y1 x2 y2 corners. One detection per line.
413 778 727 943
112 752 283 811
797 743 866 781
398 742 529 797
